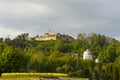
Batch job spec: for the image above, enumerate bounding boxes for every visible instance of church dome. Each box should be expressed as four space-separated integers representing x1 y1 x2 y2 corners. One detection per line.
83 49 92 55
95 58 100 63
83 49 92 60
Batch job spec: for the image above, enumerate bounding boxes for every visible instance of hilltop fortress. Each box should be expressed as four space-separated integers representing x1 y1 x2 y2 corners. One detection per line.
27 32 74 41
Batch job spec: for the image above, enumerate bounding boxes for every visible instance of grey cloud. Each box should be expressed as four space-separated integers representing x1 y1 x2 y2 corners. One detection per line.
0 0 120 39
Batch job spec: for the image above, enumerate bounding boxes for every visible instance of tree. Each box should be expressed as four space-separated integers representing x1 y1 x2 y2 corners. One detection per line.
0 38 3 43
0 43 27 72
77 33 86 40
49 51 60 60
4 38 11 45
27 52 44 72
113 65 119 80
54 40 64 52
63 64 73 73
98 42 117 63
16 33 29 40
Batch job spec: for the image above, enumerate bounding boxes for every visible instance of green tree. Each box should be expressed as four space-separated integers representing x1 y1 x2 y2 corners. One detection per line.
0 43 27 72
113 65 119 80
0 38 3 43
49 51 60 60
99 42 117 63
77 33 86 40
62 64 72 73
28 52 44 72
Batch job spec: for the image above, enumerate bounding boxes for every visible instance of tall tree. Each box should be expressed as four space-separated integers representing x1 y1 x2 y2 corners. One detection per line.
0 43 27 72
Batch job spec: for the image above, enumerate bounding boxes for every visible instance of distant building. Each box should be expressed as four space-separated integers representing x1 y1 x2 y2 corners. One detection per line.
83 49 92 60
31 32 74 41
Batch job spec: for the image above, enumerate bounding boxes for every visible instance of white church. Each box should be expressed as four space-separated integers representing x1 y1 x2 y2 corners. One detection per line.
83 49 99 63
83 49 92 60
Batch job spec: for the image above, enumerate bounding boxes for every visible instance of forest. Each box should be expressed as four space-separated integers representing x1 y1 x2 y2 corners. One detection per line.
0 33 120 80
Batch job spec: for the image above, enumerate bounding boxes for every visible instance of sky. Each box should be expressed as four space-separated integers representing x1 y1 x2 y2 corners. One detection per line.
0 0 120 40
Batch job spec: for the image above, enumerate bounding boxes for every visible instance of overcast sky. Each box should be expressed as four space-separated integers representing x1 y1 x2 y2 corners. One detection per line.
0 0 120 40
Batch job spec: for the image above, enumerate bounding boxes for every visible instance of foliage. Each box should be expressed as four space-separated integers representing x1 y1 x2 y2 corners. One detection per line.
0 33 120 79
0 43 28 72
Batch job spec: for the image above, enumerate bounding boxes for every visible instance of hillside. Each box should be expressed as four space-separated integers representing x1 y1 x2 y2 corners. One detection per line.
0 33 120 80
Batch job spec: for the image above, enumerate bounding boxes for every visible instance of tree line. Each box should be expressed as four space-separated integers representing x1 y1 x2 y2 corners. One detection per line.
0 33 120 80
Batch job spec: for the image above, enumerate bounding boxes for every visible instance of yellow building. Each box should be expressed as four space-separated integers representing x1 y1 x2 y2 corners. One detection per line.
33 32 74 41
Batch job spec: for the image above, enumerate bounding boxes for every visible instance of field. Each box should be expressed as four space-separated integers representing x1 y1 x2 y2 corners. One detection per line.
0 73 88 80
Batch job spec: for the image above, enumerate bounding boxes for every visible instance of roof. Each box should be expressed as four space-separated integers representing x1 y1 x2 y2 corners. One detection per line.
83 49 92 55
